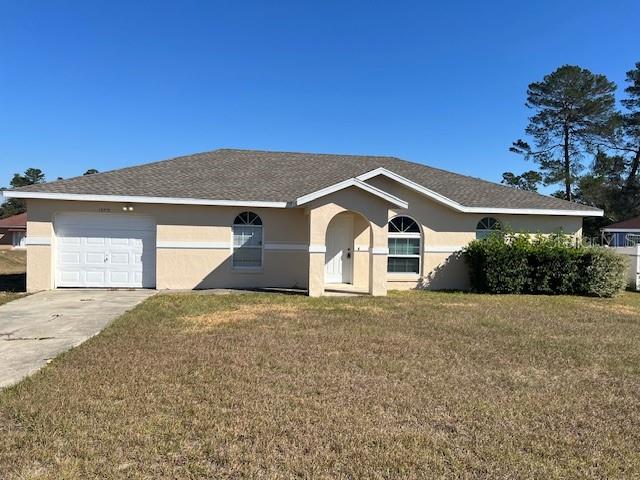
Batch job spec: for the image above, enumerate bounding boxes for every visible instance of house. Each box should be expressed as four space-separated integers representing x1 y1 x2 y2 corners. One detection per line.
2 149 603 296
0 212 27 250
601 215 640 247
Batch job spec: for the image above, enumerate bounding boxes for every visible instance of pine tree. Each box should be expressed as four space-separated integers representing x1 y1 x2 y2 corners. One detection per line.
511 65 617 201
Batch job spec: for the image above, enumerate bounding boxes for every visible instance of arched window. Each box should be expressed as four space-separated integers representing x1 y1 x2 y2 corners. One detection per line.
387 216 421 274
232 211 263 268
476 217 502 240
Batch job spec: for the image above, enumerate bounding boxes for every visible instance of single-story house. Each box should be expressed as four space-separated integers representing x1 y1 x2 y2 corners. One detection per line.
601 215 640 247
2 149 603 296
0 212 27 250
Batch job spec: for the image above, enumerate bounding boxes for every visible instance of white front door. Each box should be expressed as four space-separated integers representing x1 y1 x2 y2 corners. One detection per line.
325 215 353 284
54 213 156 288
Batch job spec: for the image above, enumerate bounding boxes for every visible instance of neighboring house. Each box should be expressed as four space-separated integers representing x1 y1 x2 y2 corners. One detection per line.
0 212 27 250
601 216 640 247
2 149 602 296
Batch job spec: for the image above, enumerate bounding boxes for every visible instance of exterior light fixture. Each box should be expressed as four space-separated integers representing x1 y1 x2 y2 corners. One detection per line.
122 204 134 212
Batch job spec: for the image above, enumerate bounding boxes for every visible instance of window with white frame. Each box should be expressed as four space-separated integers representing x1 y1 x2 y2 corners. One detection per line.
387 216 421 274
232 211 263 268
476 217 502 240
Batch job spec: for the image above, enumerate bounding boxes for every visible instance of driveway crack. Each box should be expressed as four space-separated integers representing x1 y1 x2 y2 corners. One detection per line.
2 335 56 341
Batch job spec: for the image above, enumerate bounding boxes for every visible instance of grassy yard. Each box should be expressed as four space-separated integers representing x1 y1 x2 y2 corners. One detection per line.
0 249 26 304
1 291 640 478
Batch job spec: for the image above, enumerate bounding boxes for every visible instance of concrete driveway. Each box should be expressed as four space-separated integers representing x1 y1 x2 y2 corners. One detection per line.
0 289 156 388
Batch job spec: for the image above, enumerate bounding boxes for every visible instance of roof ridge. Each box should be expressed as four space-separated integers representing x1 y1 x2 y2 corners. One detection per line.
215 147 398 160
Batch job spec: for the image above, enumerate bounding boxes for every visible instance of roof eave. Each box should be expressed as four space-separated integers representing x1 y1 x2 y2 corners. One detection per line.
356 168 603 217
1 191 288 208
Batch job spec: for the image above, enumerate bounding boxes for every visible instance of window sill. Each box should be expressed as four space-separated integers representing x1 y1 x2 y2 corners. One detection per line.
387 273 421 282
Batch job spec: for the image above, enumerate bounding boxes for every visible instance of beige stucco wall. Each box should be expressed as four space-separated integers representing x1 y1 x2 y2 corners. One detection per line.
367 176 584 291
24 181 586 294
25 199 309 292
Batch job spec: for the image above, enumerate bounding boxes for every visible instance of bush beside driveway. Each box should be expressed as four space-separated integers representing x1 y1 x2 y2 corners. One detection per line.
1 291 639 478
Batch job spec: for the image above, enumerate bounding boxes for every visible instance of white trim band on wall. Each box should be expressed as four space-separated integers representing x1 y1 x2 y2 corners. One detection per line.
25 236 51 246
157 241 231 249
371 247 389 255
308 244 326 253
424 246 464 253
264 243 308 251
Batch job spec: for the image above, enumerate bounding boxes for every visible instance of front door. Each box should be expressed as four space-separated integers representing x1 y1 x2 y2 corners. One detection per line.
325 215 353 284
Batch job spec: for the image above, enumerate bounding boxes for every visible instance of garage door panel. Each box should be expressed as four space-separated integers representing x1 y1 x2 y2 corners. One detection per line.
85 252 106 265
86 271 106 284
60 252 81 265
86 237 106 246
110 237 130 247
60 271 81 283
55 213 156 288
60 236 81 246
110 252 131 265
109 271 131 284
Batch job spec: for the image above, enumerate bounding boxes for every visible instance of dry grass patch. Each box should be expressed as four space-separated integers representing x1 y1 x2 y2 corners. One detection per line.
0 249 26 294
181 303 301 331
1 291 640 478
0 292 24 306
0 249 26 274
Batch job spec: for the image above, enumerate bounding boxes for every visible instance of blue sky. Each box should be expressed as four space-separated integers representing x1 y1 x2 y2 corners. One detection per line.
1 0 639 194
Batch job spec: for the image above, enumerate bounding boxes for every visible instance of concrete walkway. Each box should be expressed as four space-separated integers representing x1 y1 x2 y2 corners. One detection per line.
0 289 156 388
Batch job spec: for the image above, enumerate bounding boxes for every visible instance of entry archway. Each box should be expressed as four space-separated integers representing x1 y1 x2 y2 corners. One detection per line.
324 211 372 290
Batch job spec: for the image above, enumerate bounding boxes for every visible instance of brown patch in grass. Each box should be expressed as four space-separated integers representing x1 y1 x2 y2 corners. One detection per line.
589 302 640 316
440 302 480 308
338 303 386 314
181 303 300 330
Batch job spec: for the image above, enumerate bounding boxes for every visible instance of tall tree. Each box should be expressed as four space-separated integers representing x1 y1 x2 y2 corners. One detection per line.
574 150 639 237
620 61 640 189
511 65 617 201
501 170 542 192
0 168 46 218
83 168 99 175
10 168 45 188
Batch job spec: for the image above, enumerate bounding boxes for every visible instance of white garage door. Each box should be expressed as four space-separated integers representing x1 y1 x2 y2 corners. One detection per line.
55 213 156 288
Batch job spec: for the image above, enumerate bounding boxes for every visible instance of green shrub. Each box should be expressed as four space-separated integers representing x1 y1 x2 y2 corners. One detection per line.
578 247 629 297
463 232 628 297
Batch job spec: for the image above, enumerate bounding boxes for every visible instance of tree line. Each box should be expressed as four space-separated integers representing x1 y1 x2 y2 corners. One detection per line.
0 168 98 218
505 62 640 235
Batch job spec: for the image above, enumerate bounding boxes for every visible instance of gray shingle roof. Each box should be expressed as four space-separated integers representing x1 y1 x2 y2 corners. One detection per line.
10 148 600 212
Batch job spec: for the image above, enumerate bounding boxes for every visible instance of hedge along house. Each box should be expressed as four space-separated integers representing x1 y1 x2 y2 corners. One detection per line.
2 149 603 296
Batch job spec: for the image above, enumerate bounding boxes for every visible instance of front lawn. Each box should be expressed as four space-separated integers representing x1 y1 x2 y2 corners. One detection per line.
1 291 640 478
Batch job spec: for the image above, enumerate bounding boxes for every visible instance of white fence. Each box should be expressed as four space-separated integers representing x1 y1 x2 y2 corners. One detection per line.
613 246 640 291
